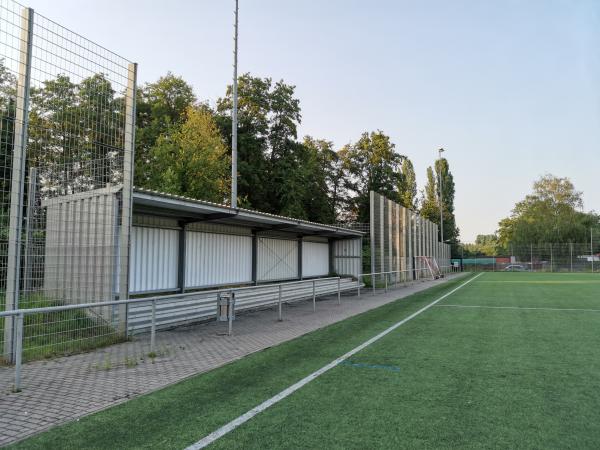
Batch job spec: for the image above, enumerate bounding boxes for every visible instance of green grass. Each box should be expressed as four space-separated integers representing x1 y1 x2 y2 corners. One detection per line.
11 272 600 449
0 293 124 364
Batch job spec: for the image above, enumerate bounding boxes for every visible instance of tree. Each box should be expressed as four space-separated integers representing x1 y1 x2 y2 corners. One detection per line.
0 59 16 241
420 157 459 249
149 106 230 203
135 73 196 187
300 137 341 224
340 130 405 222
216 73 302 213
399 159 417 209
497 174 596 246
27 73 125 196
463 234 501 257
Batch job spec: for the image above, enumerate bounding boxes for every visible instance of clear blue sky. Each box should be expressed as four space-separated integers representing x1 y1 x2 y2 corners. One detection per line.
27 0 600 242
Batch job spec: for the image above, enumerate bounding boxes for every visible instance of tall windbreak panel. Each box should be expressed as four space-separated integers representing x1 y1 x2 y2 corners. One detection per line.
1 0 136 363
370 191 412 285
370 191 449 283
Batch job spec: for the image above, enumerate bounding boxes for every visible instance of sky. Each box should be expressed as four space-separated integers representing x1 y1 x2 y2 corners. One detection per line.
25 0 600 242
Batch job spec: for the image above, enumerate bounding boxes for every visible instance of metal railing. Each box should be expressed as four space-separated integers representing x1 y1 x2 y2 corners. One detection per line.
2 265 457 392
1 276 359 391
357 265 454 296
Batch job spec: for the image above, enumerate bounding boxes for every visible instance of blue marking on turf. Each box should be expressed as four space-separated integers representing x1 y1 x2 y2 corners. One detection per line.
338 360 400 372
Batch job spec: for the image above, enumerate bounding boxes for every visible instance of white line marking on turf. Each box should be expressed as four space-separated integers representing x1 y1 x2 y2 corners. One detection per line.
184 273 483 450
436 304 600 313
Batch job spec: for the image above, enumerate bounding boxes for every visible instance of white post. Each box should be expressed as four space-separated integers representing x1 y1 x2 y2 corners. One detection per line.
278 284 282 321
150 299 156 353
4 8 33 364
570 242 573 272
312 280 316 312
119 62 137 337
530 244 533 272
337 278 341 305
13 313 24 392
228 295 234 336
231 0 239 208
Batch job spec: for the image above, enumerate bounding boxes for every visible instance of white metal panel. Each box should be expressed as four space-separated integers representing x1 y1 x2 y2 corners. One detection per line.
128 277 362 333
257 237 298 281
129 226 178 293
185 231 252 288
333 238 361 277
302 241 329 277
43 190 119 308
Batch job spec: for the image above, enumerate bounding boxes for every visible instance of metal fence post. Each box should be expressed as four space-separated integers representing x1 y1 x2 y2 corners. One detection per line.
530 244 533 272
228 294 234 336
337 278 341 305
357 275 361 298
592 228 595 273
4 7 34 364
13 313 24 392
118 62 138 338
312 280 316 312
550 244 553 273
570 242 573 272
150 299 156 354
278 284 283 321
384 273 388 292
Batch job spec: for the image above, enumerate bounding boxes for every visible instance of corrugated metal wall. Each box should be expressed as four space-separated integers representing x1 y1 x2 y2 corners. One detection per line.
43 190 119 309
257 237 298 281
129 226 178 293
302 241 329 277
333 238 361 277
185 231 252 288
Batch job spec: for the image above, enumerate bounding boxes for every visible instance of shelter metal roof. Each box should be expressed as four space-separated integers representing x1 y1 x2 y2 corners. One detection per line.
132 187 362 239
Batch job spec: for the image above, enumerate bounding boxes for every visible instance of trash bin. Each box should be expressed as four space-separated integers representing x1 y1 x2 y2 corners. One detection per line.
217 291 236 322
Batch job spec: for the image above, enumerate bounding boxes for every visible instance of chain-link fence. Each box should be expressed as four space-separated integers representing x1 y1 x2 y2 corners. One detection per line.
456 242 600 273
1 0 136 364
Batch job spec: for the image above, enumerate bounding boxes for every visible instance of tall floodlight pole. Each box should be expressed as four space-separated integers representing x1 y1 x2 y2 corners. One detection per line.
438 148 445 244
231 0 239 208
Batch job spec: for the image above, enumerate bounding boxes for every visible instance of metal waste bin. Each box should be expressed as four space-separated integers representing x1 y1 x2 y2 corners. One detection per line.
217 291 236 335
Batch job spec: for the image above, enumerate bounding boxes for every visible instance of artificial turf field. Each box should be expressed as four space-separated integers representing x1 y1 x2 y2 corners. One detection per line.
12 272 600 449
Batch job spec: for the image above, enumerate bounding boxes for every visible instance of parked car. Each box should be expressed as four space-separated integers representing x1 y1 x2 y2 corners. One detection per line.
504 264 527 272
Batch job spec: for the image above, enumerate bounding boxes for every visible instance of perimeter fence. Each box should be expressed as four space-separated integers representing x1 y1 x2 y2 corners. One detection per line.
0 0 136 365
456 243 600 273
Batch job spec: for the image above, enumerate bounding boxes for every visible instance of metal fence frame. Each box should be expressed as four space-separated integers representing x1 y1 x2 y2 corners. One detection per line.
1 1 136 363
456 242 600 273
2 275 363 391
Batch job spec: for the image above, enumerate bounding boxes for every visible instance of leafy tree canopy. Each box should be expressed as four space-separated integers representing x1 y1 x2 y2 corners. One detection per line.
497 174 598 246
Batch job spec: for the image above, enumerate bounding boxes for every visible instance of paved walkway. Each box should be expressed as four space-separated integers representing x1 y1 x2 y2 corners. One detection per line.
0 275 462 446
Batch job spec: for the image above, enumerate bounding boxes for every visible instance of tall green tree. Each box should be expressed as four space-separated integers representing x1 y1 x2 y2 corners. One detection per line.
216 74 302 214
300 137 340 224
497 174 598 246
399 159 417 209
420 157 459 249
149 106 230 202
28 73 124 195
340 131 405 222
0 59 16 241
135 73 196 187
